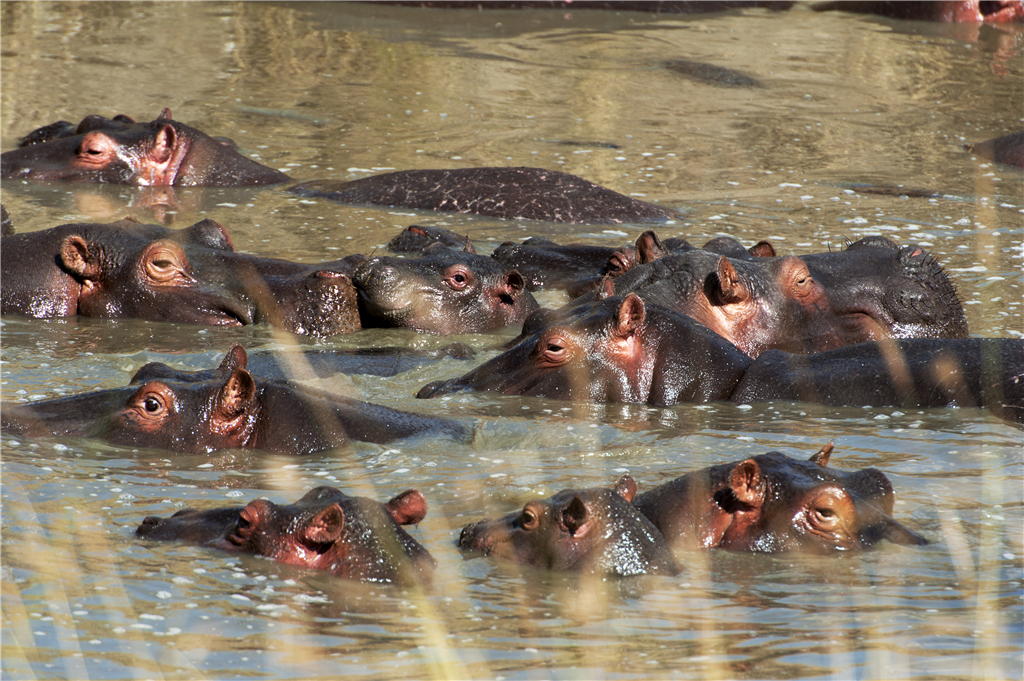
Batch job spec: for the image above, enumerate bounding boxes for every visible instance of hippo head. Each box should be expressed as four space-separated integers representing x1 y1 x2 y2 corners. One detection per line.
418 294 749 405
1 109 290 186
715 446 927 553
137 486 435 583
458 475 679 576
54 218 254 326
353 248 538 334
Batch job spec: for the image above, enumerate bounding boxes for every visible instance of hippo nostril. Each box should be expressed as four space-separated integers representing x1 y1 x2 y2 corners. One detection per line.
498 293 515 306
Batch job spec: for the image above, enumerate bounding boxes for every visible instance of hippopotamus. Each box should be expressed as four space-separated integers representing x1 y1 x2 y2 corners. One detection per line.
457 475 680 576
633 445 927 553
493 231 776 294
137 486 435 584
812 1 1024 22
966 131 1024 168
3 345 470 454
387 224 475 254
1 109 290 186
583 235 966 356
352 246 539 334
418 294 1024 422
288 167 682 224
1 218 362 336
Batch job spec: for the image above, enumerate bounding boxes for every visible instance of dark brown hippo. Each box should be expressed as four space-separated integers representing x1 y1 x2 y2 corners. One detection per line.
137 486 435 584
493 231 776 294
1 109 290 186
352 246 539 334
418 294 1024 422
584 236 966 356
1 218 362 336
812 1 1024 22
2 345 470 454
288 167 682 224
458 475 680 576
966 131 1024 168
633 445 927 553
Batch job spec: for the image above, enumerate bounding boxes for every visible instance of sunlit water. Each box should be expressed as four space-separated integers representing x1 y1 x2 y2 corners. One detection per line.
1 2 1022 679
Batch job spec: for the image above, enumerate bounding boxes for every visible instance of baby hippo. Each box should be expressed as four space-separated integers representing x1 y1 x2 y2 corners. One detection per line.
137 486 435 584
634 445 928 554
458 476 680 576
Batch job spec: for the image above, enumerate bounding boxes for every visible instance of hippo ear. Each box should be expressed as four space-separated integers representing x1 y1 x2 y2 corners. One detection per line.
715 257 749 305
462 236 477 254
150 124 176 165
504 270 525 293
561 496 592 538
216 369 256 420
730 459 765 508
219 345 249 372
748 241 776 258
614 474 638 503
636 230 666 264
613 294 646 338
597 276 616 300
809 442 834 467
386 489 428 525
59 235 103 281
301 503 345 545
157 108 173 121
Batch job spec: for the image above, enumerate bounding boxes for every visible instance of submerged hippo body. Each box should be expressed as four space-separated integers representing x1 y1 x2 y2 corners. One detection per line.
634 445 927 553
458 475 680 576
0 218 362 336
418 294 1024 421
966 131 1024 168
598 236 966 356
353 247 539 334
289 167 682 224
137 486 435 584
2 345 470 454
1 109 290 186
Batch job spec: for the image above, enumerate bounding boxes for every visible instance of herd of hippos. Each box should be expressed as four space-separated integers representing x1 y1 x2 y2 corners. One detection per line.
1 76 1022 584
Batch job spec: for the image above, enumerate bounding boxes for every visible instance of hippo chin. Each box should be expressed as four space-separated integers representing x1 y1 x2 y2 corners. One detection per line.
137 486 435 584
2 345 470 455
2 108 290 186
458 475 680 576
634 444 927 553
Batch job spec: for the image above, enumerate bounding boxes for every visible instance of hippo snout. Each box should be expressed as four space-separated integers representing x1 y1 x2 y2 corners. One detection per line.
417 379 464 399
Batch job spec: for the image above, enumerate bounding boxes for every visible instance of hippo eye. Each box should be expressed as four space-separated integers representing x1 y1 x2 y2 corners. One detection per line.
444 266 474 291
143 396 162 413
520 508 539 530
538 335 569 365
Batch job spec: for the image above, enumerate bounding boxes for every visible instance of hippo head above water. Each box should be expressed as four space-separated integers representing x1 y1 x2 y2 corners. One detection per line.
418 294 751 405
1 345 469 455
605 235 966 356
137 486 435 584
1 109 290 186
1 217 362 335
353 247 539 334
633 444 928 554
458 475 680 576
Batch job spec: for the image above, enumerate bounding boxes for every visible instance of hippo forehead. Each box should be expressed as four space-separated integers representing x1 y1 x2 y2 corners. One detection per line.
756 452 893 502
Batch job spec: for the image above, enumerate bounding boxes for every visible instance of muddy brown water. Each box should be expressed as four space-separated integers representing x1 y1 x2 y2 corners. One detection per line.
1 2 1021 679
